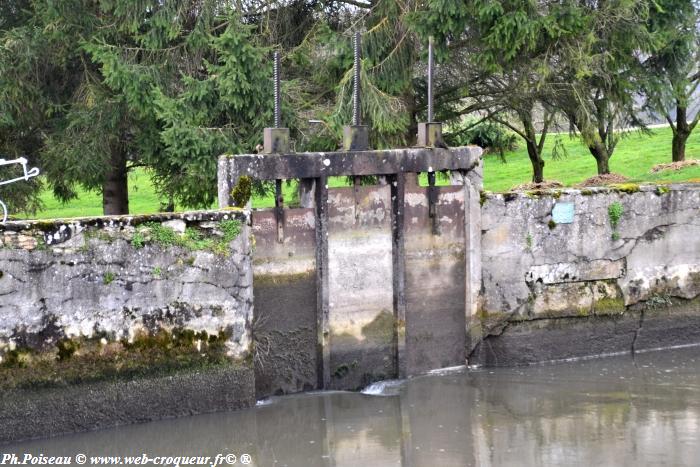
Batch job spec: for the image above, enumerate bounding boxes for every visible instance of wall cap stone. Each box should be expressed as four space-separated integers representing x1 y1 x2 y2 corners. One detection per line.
481 182 700 200
1 209 250 233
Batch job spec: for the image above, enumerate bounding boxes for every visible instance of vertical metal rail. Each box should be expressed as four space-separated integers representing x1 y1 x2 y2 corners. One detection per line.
275 179 284 243
428 170 438 235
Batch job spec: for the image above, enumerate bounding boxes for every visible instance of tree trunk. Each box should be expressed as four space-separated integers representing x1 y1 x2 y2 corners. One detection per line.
526 140 545 183
518 108 545 183
404 90 418 146
159 196 175 213
102 146 129 215
588 141 610 175
672 131 688 162
672 104 689 162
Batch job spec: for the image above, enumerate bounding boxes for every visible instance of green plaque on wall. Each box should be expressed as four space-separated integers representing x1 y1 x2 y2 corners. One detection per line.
552 202 575 224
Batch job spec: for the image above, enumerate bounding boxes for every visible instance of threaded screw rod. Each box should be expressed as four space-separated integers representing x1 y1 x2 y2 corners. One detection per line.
352 31 361 126
273 51 281 128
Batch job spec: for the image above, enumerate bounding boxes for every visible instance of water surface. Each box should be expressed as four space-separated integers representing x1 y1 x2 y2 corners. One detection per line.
7 347 700 466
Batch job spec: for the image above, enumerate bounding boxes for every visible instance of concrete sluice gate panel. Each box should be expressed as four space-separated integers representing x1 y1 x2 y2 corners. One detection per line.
219 147 483 395
326 185 396 389
252 207 318 397
403 181 467 375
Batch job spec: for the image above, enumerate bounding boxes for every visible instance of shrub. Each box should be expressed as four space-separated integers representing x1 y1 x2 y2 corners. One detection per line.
445 118 518 158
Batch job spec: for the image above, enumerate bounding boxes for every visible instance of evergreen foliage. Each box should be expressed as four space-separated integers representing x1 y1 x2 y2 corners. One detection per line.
0 0 697 215
1 1 271 214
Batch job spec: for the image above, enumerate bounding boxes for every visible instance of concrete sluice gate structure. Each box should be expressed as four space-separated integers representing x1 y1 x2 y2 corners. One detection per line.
1 145 700 442
217 147 483 395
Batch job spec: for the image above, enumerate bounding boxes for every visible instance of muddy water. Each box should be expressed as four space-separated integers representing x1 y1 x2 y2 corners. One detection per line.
7 347 700 466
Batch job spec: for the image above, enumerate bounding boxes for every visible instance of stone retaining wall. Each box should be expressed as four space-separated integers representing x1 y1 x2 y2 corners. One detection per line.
0 210 255 443
474 184 700 365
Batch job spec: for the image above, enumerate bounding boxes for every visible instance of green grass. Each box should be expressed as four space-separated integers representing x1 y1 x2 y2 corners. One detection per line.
32 169 165 219
483 126 700 191
15 126 700 220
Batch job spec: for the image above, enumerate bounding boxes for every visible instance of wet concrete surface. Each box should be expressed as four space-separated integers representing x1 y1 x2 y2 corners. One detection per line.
5 346 700 466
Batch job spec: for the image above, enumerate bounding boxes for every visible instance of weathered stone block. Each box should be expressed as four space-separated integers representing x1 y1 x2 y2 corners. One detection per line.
526 259 625 285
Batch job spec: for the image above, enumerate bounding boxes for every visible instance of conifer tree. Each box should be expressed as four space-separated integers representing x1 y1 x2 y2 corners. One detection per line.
0 1 270 214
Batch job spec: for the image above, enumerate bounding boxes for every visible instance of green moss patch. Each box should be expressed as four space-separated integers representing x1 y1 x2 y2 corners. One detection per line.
0 329 234 391
610 183 640 194
479 191 488 206
231 176 253 208
593 296 626 315
132 219 241 255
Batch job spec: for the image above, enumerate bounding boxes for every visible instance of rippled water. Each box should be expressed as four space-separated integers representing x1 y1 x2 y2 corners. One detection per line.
7 347 700 466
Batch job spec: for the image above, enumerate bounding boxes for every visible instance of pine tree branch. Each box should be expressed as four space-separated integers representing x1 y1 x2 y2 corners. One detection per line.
664 111 676 133
690 110 700 132
538 111 553 154
491 115 528 141
446 108 505 138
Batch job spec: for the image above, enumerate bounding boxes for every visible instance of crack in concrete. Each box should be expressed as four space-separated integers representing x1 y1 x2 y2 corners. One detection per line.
631 309 645 356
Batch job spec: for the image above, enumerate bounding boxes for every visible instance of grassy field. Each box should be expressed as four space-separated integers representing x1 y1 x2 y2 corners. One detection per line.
16 126 700 219
484 126 700 191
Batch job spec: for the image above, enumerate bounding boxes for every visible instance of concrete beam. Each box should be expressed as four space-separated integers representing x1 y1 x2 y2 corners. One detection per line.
218 146 482 207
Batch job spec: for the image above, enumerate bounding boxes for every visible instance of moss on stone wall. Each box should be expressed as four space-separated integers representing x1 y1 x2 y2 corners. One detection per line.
253 271 314 286
593 297 626 315
2 212 246 256
0 328 236 391
479 191 488 206
610 183 641 194
132 219 241 255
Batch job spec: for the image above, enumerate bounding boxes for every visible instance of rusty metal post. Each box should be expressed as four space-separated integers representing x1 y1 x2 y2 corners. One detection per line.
343 32 369 151
417 36 445 148
427 170 439 235
275 179 284 242
264 51 290 153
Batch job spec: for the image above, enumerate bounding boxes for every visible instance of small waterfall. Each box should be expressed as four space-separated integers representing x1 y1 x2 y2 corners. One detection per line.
361 379 404 396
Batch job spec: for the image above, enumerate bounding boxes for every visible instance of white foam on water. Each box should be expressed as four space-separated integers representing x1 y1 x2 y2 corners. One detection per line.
634 341 700 355
427 365 467 376
361 379 404 396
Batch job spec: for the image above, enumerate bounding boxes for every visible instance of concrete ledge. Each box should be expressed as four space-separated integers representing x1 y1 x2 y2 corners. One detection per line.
470 315 639 366
0 364 255 445
469 299 700 367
